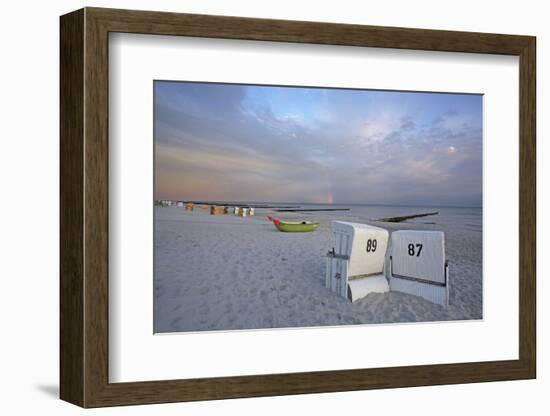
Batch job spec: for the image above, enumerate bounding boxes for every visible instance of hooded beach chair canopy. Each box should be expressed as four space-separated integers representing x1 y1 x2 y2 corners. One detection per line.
389 230 449 306
326 221 389 302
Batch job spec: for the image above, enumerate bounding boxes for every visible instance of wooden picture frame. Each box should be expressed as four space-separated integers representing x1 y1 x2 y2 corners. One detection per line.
60 7 536 408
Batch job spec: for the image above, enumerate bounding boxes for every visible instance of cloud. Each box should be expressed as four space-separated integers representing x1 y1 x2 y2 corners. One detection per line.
360 111 404 143
154 82 482 206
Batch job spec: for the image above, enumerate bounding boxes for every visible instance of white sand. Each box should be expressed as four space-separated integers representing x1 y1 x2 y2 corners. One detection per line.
154 206 482 333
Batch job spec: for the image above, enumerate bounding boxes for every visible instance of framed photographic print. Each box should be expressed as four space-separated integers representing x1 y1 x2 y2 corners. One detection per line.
60 7 536 408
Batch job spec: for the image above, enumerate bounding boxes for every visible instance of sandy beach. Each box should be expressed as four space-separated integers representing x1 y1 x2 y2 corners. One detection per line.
154 205 482 333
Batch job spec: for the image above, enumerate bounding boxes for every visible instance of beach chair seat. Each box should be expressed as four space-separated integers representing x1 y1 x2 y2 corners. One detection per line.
388 230 449 306
326 221 389 302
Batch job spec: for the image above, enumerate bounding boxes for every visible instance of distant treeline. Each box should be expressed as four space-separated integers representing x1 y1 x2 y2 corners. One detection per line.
274 208 351 212
177 201 300 209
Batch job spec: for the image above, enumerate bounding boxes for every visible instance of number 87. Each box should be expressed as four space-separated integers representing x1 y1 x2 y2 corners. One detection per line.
408 243 423 257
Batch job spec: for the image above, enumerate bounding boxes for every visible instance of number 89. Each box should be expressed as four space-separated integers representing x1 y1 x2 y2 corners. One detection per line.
366 239 377 253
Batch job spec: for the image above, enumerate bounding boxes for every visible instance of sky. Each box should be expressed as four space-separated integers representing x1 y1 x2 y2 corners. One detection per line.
154 81 483 207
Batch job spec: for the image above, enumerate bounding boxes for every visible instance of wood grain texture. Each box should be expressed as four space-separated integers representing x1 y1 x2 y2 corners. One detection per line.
83 10 110 406
59 8 84 406
87 7 532 54
59 7 537 408
518 38 536 377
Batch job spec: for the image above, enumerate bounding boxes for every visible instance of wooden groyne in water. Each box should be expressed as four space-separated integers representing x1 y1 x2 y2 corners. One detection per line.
378 211 439 223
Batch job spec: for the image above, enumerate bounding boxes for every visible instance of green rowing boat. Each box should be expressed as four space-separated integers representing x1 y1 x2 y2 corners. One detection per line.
267 216 319 232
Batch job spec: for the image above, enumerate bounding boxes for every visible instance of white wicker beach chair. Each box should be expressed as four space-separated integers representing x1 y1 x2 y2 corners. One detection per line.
388 230 449 306
326 221 389 302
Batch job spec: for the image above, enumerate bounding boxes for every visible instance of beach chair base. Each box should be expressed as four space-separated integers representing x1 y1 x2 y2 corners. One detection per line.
348 274 389 302
389 263 450 306
326 253 389 302
389 277 448 306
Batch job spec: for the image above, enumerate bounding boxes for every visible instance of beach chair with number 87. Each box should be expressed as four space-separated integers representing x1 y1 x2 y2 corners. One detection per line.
388 230 450 306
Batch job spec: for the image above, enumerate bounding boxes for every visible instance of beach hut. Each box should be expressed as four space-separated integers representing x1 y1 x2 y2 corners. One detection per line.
326 221 389 301
388 230 449 306
249 207 255 216
185 202 194 211
239 208 248 217
210 205 225 215
233 206 240 215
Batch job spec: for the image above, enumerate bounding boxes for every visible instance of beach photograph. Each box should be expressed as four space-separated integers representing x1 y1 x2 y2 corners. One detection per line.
154 81 483 333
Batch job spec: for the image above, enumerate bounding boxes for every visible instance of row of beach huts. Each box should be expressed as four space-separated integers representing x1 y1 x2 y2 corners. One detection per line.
155 200 255 217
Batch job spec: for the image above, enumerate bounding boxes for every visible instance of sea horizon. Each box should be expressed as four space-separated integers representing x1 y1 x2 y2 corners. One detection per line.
155 199 482 210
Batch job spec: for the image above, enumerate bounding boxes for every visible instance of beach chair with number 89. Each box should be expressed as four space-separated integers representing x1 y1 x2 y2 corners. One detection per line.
326 221 389 302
